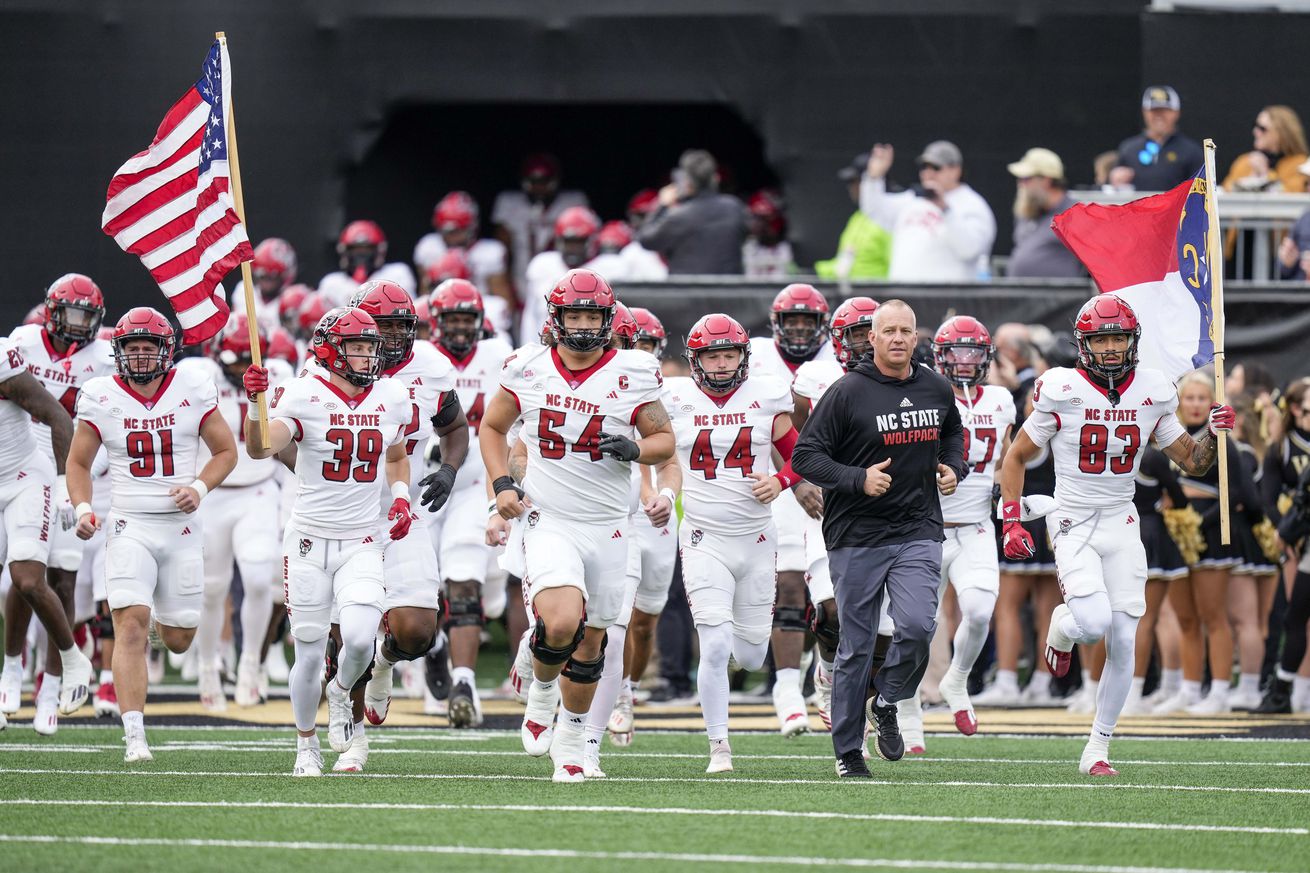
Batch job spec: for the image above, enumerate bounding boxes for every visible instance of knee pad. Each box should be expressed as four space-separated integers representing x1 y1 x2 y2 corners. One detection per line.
324 636 375 691
93 602 115 640
561 633 608 684
806 600 840 651
773 605 808 633
383 630 436 663
529 616 585 666
444 595 484 629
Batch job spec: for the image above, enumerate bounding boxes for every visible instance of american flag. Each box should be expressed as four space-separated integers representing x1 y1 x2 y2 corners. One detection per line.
101 40 252 344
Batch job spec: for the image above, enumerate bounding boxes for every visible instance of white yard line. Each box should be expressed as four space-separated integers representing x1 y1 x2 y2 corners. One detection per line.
0 798 1301 836
0 833 1282 873
0 766 1306 794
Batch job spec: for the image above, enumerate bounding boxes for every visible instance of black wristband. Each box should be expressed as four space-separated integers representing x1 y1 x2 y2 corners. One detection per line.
493 476 519 495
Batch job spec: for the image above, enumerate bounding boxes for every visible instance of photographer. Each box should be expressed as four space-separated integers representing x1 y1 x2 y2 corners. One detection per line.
636 149 750 275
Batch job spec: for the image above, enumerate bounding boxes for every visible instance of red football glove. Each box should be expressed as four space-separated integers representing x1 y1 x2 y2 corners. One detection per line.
1001 500 1035 560
388 497 415 540
243 365 269 403
1208 403 1235 436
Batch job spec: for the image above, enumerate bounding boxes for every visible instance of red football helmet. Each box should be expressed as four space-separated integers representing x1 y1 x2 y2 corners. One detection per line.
111 307 175 384
212 313 268 388
521 152 561 200
297 293 332 339
770 284 830 361
686 314 751 393
547 268 615 352
268 327 299 367
251 238 298 298
351 280 418 368
430 278 484 357
1074 294 1141 382
312 307 384 387
44 273 106 347
432 191 479 243
278 284 311 332
627 189 660 223
630 307 667 356
413 296 432 339
555 206 601 268
597 221 633 254
611 303 639 350
425 249 471 287
748 190 787 242
337 220 388 282
932 315 994 387
830 296 880 367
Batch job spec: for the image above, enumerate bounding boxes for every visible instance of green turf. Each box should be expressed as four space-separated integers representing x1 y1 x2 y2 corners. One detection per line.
0 727 1305 872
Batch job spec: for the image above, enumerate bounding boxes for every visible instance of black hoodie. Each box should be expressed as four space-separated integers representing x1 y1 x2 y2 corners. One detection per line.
792 356 966 550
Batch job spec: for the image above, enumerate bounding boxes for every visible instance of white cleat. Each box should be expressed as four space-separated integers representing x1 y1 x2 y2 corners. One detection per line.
293 745 323 777
1227 687 1262 712
607 683 635 746
33 680 59 736
814 664 833 731
1119 687 1150 716
325 678 355 753
521 679 559 757
0 662 22 714
234 653 263 708
123 733 153 763
266 644 290 683
146 649 165 685
706 739 733 774
772 680 810 738
1185 688 1231 715
938 668 978 736
1066 683 1098 715
1079 740 1118 777
198 663 227 713
583 745 607 779
972 682 1023 707
333 731 369 772
897 694 926 755
552 762 585 783
0 709 7 731
58 649 93 715
364 658 393 726
1151 689 1199 715
509 630 533 705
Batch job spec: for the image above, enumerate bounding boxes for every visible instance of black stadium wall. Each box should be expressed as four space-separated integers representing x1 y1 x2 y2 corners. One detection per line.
1 1 1307 372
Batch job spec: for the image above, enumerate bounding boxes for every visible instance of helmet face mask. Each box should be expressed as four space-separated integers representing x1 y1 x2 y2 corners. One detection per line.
932 315 995 388
769 284 830 361
552 306 612 353
837 324 873 364
111 307 175 385
685 313 750 393
437 311 481 357
1073 295 1141 383
372 315 416 367
312 309 384 388
45 274 106 348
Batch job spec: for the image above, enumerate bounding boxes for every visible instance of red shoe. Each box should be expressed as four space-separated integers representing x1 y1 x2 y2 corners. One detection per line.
1044 645 1072 679
94 682 120 718
952 709 979 736
905 744 926 756
1085 760 1119 777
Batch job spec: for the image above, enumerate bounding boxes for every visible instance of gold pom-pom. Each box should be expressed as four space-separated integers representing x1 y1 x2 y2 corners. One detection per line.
1163 506 1205 567
1278 493 1294 516
1252 518 1280 563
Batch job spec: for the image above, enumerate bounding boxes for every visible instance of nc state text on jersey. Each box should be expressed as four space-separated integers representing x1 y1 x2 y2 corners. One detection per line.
693 412 747 427
545 394 600 415
1084 407 1138 422
329 413 381 426
123 413 176 430
875 408 942 445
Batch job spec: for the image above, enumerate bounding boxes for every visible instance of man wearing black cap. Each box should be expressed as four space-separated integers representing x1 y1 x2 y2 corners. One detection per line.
791 299 968 778
1110 86 1205 191
815 153 892 281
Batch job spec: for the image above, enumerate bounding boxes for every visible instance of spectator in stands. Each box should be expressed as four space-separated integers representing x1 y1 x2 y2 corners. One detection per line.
1109 86 1204 191
990 322 1040 407
637 150 750 275
742 189 796 278
492 153 589 290
814 153 891 281
1223 106 1309 194
860 140 996 281
1278 158 1310 281
620 190 670 281
1005 148 1083 278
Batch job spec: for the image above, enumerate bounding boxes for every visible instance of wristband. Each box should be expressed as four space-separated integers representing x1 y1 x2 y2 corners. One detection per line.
391 480 409 500
190 479 208 502
55 474 69 503
658 487 678 505
774 470 799 489
74 502 93 520
246 402 265 421
493 476 520 496
1001 500 1021 524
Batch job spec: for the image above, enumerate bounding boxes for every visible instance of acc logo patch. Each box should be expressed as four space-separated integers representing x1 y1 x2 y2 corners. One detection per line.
298 538 313 557
690 529 704 546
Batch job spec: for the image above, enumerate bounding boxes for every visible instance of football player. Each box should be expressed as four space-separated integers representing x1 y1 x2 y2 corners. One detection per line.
242 307 414 777
67 308 237 761
234 238 298 335
520 206 602 345
748 283 833 735
321 220 417 296
999 295 1231 775
480 268 673 782
413 191 513 333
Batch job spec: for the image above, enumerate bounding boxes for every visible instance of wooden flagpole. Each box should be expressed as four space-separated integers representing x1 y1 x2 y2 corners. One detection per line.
1203 139 1230 545
215 31 268 453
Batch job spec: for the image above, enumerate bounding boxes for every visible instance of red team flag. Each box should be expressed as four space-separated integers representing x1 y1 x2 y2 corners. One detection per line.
101 40 252 345
1052 168 1217 382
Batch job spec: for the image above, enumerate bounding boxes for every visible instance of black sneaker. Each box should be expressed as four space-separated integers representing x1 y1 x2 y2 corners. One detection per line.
835 749 872 778
1255 678 1292 714
425 651 451 701
865 697 905 761
447 679 481 728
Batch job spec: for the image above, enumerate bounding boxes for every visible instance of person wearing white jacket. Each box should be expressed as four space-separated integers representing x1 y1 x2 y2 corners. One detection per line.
859 140 997 282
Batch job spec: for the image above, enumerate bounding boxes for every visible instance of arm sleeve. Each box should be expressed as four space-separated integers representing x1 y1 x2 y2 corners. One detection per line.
937 399 968 480
635 205 683 253
791 388 868 495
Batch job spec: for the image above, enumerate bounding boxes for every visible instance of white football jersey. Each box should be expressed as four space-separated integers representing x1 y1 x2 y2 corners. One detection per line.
666 374 792 535
1023 366 1186 511
435 335 515 492
500 345 663 523
8 324 115 466
791 359 845 407
175 356 294 488
748 335 835 384
229 290 282 338
742 240 795 279
620 242 669 281
270 372 411 539
0 338 39 479
377 340 457 497
942 384 1017 523
520 251 621 346
77 367 220 515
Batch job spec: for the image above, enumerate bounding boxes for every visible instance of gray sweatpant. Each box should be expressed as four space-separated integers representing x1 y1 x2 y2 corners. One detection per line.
828 539 944 757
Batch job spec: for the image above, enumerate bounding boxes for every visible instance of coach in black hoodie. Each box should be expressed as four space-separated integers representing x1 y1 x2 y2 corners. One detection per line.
793 299 967 776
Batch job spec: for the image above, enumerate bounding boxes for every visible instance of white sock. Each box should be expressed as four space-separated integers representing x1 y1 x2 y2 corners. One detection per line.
1028 671 1050 694
621 676 633 696
297 732 320 751
1206 681 1230 700
2 654 21 674
1237 673 1260 696
709 735 730 751
1128 676 1145 697
584 625 625 736
1180 679 1202 701
951 589 995 672
38 673 60 699
776 667 801 695
99 669 113 685
819 657 835 676
122 709 144 736
1160 668 1182 695
58 645 83 671
451 666 476 687
994 669 1020 691
559 706 585 734
531 676 557 693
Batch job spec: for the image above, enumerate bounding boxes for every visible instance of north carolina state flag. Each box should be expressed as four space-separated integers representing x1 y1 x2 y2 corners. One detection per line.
1052 169 1217 382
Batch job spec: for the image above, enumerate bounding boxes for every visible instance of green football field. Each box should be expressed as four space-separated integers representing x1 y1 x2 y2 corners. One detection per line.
0 723 1306 873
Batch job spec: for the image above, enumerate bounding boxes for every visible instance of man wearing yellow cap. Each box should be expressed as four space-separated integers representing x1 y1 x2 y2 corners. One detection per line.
1006 148 1083 279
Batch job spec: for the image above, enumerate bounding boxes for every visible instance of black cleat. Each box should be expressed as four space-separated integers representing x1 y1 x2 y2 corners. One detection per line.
865 697 905 762
835 749 872 778
1255 678 1292 714
425 651 451 702
447 679 481 728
